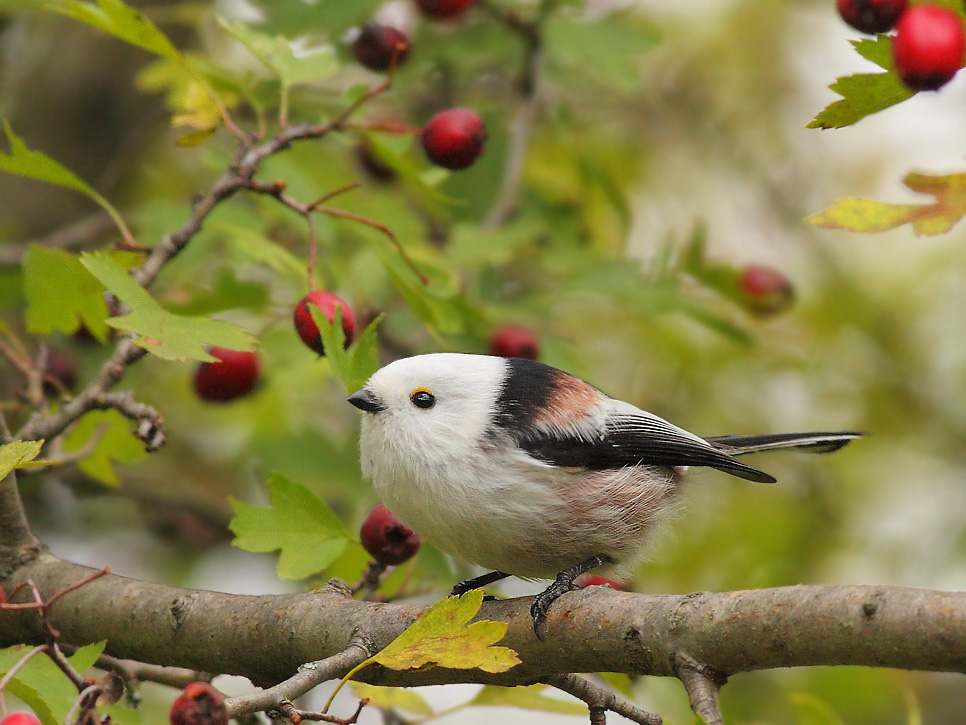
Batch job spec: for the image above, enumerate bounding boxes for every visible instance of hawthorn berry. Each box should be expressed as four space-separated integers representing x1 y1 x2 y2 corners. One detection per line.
42 346 78 394
892 5 965 91
836 0 908 34
193 348 260 403
352 25 410 71
293 290 356 356
170 682 228 725
416 0 477 20
360 504 421 566
488 325 539 360
0 714 41 725
576 575 626 591
421 109 487 170
739 264 795 316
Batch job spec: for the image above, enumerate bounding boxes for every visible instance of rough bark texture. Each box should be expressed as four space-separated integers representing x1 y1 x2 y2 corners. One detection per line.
1 554 963 688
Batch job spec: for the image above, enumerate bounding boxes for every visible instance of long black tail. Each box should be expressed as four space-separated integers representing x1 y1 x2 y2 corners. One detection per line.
705 431 866 456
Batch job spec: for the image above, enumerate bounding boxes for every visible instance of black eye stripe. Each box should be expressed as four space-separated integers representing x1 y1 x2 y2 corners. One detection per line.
410 390 436 409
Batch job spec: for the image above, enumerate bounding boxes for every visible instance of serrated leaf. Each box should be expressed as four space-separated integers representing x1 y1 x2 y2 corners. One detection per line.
62 409 148 486
0 642 105 725
80 252 256 361
22 245 109 341
229 472 350 579
0 121 134 243
371 590 519 673
0 440 44 480
807 37 913 129
217 17 338 88
314 307 383 393
469 684 587 716
806 172 966 236
348 684 434 715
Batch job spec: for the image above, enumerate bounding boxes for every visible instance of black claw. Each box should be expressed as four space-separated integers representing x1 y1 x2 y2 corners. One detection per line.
529 553 614 638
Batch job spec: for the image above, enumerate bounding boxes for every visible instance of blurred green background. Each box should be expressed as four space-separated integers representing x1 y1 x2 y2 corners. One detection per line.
1 0 964 722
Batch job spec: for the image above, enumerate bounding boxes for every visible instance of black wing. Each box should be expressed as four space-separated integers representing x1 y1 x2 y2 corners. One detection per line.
514 413 777 483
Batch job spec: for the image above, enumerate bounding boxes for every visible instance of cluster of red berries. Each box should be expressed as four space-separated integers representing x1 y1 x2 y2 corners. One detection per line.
350 1 487 171
836 1 965 91
193 291 356 403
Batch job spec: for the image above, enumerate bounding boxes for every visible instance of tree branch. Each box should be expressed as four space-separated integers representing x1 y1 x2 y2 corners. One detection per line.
544 673 662 725
225 641 371 718
1 556 963 692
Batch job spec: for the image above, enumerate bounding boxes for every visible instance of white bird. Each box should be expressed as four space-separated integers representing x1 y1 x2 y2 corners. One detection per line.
347 353 862 634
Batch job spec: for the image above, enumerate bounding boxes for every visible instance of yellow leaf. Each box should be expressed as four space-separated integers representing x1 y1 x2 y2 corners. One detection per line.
806 172 966 237
0 440 44 479
324 591 519 713
371 590 520 674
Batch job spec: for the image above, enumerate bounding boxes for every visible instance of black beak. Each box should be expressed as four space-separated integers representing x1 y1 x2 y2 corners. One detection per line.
347 389 385 413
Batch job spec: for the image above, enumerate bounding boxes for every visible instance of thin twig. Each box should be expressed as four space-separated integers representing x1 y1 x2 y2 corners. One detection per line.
94 653 209 691
277 698 369 724
544 673 663 725
671 653 726 725
225 641 372 719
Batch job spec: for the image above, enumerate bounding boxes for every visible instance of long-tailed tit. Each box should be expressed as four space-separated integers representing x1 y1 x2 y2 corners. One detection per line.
347 353 862 634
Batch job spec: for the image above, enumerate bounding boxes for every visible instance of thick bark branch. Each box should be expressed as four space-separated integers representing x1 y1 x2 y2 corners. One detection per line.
1 556 963 690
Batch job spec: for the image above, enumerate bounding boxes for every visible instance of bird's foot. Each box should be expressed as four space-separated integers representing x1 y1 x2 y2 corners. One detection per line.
530 553 613 638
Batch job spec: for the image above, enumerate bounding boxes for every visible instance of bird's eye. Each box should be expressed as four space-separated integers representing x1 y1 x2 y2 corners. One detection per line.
410 388 436 409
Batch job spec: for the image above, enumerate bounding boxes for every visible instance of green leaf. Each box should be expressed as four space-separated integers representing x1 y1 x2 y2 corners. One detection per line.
469 684 588 716
807 38 913 129
0 121 134 243
806 172 966 236
0 440 44 480
136 58 223 136
313 308 383 393
53 0 185 63
217 17 338 88
62 410 148 486
22 245 109 341
80 252 257 362
348 684 434 716
206 221 306 282
229 472 350 579
369 590 519 673
0 642 106 725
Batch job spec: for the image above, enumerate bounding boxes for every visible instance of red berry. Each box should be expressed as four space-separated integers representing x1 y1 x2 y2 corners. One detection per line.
576 575 626 591
892 5 964 91
360 504 421 566
0 714 42 725
352 25 410 71
416 0 477 20
738 264 795 316
170 682 227 725
293 291 356 356
0 585 5 604
421 109 487 170
488 325 539 360
836 0 908 34
193 348 260 403
42 346 78 394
